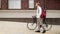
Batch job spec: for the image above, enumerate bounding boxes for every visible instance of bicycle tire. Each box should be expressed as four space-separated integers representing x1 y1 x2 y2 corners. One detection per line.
27 22 37 30
43 18 52 31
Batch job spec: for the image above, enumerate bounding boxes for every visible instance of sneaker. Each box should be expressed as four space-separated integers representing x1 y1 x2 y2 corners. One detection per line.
34 26 40 32
40 25 42 27
35 30 40 32
42 30 46 33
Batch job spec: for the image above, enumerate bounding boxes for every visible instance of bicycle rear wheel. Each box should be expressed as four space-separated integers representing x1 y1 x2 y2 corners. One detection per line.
43 18 52 31
27 22 37 30
43 24 52 31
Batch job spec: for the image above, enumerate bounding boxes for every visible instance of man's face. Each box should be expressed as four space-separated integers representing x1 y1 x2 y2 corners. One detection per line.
35 3 38 7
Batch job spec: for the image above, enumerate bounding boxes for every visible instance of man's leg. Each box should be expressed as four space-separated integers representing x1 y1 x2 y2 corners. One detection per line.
35 17 46 33
35 17 43 32
40 18 46 33
35 18 40 32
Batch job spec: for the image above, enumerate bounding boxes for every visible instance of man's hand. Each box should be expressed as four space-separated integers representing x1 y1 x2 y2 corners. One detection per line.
32 15 36 18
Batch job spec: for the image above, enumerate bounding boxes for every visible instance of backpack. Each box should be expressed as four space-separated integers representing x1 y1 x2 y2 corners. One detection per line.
41 9 46 18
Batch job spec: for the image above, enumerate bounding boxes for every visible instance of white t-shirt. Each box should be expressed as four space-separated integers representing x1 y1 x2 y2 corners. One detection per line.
36 6 42 18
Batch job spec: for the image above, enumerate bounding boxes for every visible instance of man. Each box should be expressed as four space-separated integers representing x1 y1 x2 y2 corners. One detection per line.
35 2 46 33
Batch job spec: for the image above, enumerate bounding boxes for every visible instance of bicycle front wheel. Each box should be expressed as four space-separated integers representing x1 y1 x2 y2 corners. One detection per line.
27 22 37 30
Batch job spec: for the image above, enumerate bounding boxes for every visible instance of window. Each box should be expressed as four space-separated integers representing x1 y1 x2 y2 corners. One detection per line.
29 0 34 8
0 0 1 8
8 0 21 9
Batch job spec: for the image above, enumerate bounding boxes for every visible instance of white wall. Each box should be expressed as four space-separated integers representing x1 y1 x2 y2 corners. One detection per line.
0 10 60 18
46 10 60 18
0 10 36 18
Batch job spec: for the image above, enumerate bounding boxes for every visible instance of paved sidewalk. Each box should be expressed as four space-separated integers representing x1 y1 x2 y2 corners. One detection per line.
0 21 60 34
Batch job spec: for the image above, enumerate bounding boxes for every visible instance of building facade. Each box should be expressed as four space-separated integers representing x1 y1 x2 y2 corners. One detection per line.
0 0 60 10
0 0 60 25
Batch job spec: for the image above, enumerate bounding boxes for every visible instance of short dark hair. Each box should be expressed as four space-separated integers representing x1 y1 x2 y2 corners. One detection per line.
37 2 40 5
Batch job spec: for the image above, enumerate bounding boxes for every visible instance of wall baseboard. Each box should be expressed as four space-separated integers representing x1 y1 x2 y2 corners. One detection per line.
0 18 60 25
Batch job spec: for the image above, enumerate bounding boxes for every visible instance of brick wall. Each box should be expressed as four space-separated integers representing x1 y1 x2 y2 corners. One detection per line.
21 0 28 9
1 0 8 10
46 0 60 10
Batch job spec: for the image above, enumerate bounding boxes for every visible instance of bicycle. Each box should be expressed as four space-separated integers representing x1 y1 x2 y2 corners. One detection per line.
27 16 52 31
